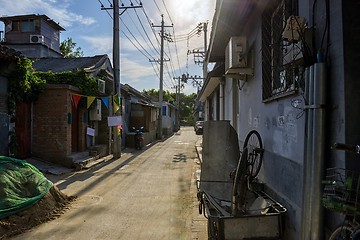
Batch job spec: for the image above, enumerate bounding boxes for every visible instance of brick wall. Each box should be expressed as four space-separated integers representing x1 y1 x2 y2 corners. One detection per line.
32 84 75 167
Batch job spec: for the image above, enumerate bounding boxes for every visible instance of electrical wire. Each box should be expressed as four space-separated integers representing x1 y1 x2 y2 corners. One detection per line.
98 0 113 19
125 10 159 57
161 0 173 24
120 18 155 59
172 28 183 77
99 0 203 92
133 8 160 56
152 0 162 13
121 29 152 59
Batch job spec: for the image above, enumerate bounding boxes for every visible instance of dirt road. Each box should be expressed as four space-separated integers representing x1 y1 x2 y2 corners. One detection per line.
11 127 207 240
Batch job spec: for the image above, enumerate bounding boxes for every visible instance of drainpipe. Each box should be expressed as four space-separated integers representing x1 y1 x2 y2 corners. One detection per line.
220 79 225 120
310 62 326 239
301 62 326 239
301 65 314 240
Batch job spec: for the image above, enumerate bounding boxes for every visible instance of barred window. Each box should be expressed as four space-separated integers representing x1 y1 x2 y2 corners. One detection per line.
262 0 303 101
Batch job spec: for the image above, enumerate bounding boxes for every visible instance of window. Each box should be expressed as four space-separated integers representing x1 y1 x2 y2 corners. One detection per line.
262 0 303 101
11 21 20 31
162 106 167 116
21 19 35 32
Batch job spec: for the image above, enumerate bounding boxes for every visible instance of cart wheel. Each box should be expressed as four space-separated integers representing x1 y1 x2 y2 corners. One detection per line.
243 130 264 178
329 223 353 240
232 147 248 216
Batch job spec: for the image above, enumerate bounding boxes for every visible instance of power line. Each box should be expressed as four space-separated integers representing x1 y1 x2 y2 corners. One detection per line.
133 8 160 56
121 29 151 59
161 0 173 24
124 10 159 58
98 0 113 19
152 0 162 13
120 18 155 59
172 28 183 77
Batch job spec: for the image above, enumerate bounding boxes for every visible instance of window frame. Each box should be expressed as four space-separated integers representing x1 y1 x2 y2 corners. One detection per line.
21 19 35 33
262 0 303 102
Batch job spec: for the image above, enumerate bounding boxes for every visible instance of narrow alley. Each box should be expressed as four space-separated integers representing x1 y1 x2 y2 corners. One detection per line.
10 127 206 240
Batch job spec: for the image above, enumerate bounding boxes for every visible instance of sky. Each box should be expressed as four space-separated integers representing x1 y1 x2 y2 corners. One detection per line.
0 0 216 95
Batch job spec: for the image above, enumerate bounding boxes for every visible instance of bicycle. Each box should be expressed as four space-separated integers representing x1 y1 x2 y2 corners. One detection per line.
323 143 360 240
232 130 264 216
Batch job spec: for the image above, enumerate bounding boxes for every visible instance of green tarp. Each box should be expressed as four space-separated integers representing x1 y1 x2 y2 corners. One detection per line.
0 156 53 219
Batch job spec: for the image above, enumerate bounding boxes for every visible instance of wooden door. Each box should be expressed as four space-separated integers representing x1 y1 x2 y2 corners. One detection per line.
16 102 31 158
71 105 79 152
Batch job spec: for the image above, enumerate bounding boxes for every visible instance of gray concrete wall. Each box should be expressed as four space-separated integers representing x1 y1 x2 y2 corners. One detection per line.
200 120 240 201
203 0 346 238
225 1 343 238
234 20 306 238
4 44 62 58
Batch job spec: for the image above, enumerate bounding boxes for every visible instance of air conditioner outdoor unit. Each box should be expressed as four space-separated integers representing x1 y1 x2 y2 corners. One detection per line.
29 35 44 44
98 79 105 93
89 99 102 121
225 36 248 70
225 36 253 79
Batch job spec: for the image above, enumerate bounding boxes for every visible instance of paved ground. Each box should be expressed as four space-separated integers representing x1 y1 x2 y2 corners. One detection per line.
11 126 207 240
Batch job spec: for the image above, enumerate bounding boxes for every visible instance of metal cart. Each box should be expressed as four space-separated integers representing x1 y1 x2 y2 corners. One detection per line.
198 121 287 239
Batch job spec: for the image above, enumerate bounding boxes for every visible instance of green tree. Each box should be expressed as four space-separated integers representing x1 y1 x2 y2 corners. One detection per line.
179 93 196 125
142 89 175 102
60 37 84 58
142 89 196 125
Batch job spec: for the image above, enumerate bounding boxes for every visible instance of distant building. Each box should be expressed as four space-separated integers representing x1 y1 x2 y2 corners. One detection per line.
0 14 65 58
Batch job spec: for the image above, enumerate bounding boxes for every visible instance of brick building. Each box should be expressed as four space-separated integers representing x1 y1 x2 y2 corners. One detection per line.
31 56 114 167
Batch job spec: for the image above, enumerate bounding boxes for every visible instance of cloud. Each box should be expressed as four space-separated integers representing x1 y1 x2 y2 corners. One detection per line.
0 0 95 27
81 35 113 55
120 56 157 80
167 0 215 30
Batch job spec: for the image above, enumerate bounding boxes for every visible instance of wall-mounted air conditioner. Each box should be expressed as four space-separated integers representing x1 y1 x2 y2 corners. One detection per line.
98 79 105 93
89 99 102 121
29 35 44 44
225 36 248 70
225 36 253 79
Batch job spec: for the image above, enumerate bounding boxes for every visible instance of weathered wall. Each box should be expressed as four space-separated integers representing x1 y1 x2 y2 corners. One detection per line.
200 120 240 201
230 1 344 238
32 84 73 167
342 1 360 170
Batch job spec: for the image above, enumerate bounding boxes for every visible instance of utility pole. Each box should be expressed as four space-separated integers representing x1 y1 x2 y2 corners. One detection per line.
203 22 208 81
152 15 172 139
101 1 142 158
173 75 183 131
113 0 121 158
184 22 208 122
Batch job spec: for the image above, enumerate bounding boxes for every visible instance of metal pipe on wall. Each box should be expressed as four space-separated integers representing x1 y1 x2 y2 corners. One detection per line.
220 80 225 120
301 62 326 239
301 65 314 240
310 62 326 240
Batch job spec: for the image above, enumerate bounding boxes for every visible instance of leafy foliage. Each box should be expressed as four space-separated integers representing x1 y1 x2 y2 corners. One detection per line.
178 93 196 125
8 58 46 115
142 89 196 125
34 70 99 96
60 37 84 58
8 58 99 117
142 89 175 102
